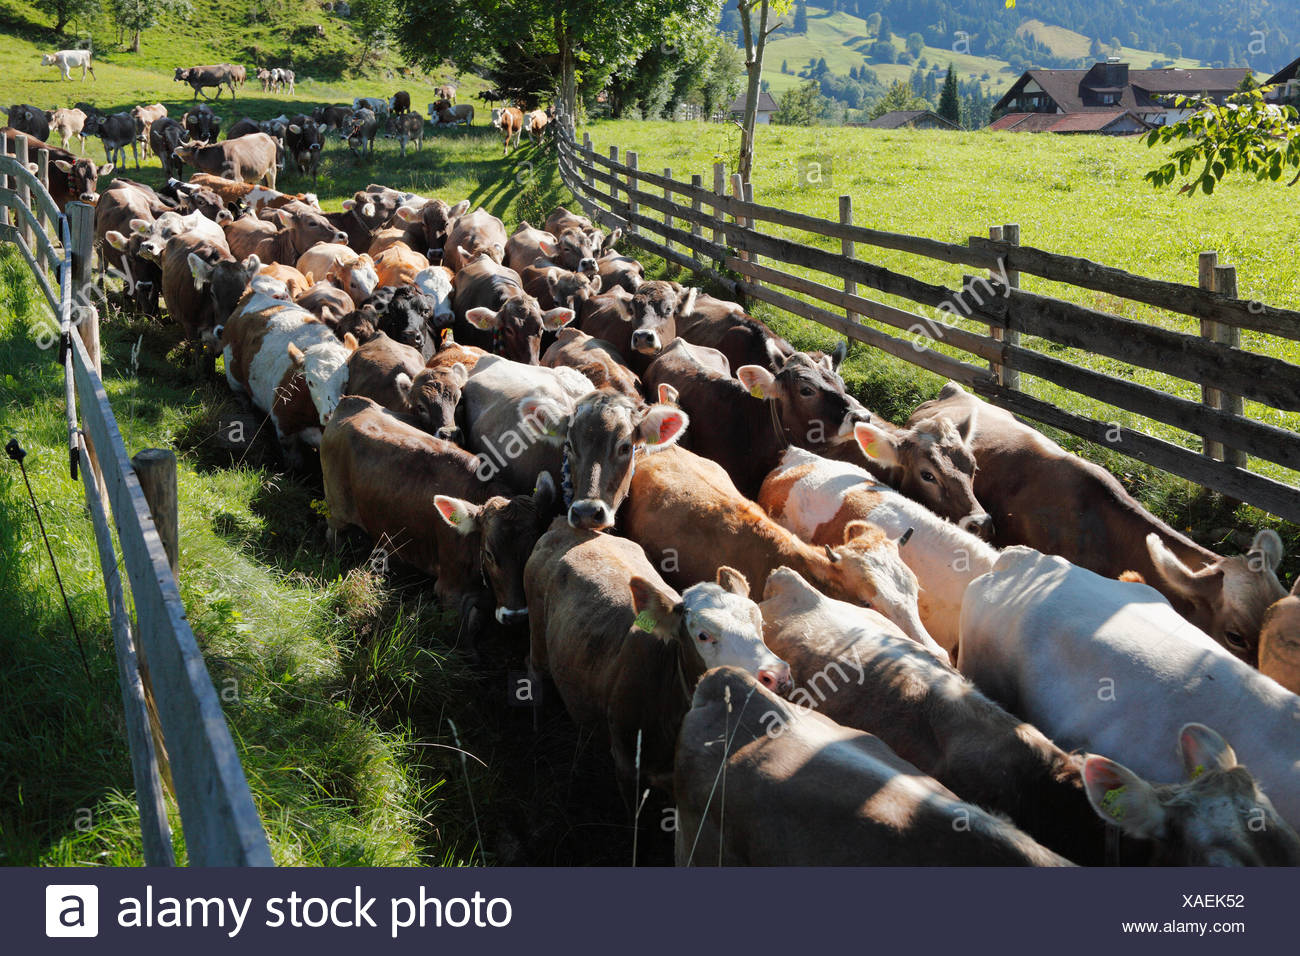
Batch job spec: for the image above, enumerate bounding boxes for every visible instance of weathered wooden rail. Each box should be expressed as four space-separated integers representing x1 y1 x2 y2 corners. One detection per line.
0 138 273 866
555 126 1300 524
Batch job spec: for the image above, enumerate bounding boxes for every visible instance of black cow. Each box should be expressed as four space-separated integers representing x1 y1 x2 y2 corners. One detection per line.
150 118 187 180
285 119 323 180
311 105 354 136
89 112 139 170
182 104 221 143
175 64 240 101
4 104 49 142
363 285 446 358
225 117 260 140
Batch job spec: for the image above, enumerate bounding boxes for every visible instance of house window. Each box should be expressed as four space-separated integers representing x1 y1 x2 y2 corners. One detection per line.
1100 92 1118 105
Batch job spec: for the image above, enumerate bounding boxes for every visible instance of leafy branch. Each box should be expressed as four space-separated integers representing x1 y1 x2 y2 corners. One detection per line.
1144 86 1300 196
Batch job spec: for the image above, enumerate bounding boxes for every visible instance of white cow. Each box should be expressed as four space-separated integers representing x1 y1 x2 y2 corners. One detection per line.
959 546 1300 832
41 49 96 81
352 96 389 116
758 445 998 656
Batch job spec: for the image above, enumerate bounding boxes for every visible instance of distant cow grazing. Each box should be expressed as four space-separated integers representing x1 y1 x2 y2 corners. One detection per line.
174 132 280 190
435 83 456 104
491 107 523 154
41 49 95 81
175 64 241 100
48 108 88 153
386 112 424 157
389 91 410 115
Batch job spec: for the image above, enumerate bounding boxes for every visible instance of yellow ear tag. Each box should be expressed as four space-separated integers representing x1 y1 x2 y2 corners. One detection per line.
749 384 764 399
633 610 656 632
863 438 878 459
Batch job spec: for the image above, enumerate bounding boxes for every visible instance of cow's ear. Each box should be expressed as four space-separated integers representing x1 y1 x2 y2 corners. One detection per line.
341 198 355 211
716 566 750 598
464 306 500 330
53 159 73 172
656 383 679 406
1179 723 1237 778
1144 533 1223 605
955 406 977 445
1248 529 1283 575
449 199 471 218
588 273 602 294
342 332 360 352
1082 755 1166 840
638 403 688 449
736 365 777 400
105 230 128 251
447 362 468 387
541 307 574 331
394 371 413 400
287 342 306 367
533 470 556 512
678 286 698 318
130 217 152 235
434 495 482 536
854 420 901 468
843 520 875 544
288 124 301 134
603 227 622 253
517 396 566 436
538 238 557 258
188 252 214 289
273 208 292 227
241 254 261 280
628 576 681 638
97 163 113 176
625 272 643 291
395 204 420 223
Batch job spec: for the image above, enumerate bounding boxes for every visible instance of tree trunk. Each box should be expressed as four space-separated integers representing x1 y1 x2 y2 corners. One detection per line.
131 29 141 53
55 13 68 33
737 0 771 183
554 14 577 134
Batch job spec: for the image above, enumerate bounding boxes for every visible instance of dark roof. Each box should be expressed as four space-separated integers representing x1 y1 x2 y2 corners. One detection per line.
728 91 779 113
1266 55 1300 85
990 109 1152 134
993 64 1252 114
862 109 961 130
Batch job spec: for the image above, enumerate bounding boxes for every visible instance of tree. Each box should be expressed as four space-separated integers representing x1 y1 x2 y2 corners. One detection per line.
792 2 807 34
734 0 792 183
865 11 880 34
114 0 191 53
51 0 99 34
868 79 928 119
394 0 711 136
905 32 923 58
699 39 744 117
351 0 394 67
1088 36 1102 59
938 63 960 123
781 59 789 73
1145 87 1300 195
1164 42 1182 59
868 39 895 63
773 79 824 125
878 16 891 43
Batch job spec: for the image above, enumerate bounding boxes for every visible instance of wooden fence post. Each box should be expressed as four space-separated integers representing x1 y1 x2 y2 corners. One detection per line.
69 201 107 499
34 148 48 275
0 131 9 229
690 173 702 259
730 173 748 267
1198 251 1223 460
986 223 1022 389
132 449 180 575
840 195 858 325
1211 264 1246 470
14 136 30 251
712 162 725 248
662 167 674 268
583 132 594 191
626 151 638 234
609 145 619 216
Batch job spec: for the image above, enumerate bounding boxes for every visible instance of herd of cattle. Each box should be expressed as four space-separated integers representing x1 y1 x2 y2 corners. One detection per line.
5 83 1300 863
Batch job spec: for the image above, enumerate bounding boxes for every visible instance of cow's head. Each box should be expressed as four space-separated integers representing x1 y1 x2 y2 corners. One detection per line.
273 205 348 254
626 281 696 355
544 228 599 276
372 286 440 358
396 198 470 252
1259 579 1300 696
545 269 602 313
435 472 558 624
852 414 991 539
286 333 358 426
173 67 190 82
465 292 572 365
1144 528 1285 664
737 348 859 443
328 253 378 307
188 252 262 332
1083 723 1300 865
490 107 505 128
402 361 467 440
53 157 111 204
630 566 791 695
554 391 687 531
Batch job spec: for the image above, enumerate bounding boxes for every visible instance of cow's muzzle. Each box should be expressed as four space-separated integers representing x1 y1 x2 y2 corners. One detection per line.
494 607 528 625
630 328 661 355
959 512 996 541
568 499 614 531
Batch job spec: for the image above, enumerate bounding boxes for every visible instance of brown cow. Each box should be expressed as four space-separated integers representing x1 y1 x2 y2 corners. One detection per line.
1 128 111 209
224 208 346 266
623 445 936 649
594 249 644 293
526 526 789 799
643 340 860 498
131 104 167 157
504 223 557 273
524 108 548 146
522 264 603 313
451 255 573 364
175 132 280 190
914 381 1287 661
393 197 470 257
675 667 1072 866
430 101 474 126
389 90 411 115
295 279 355 327
258 262 311 299
443 207 507 273
1260 578 1300 695
320 395 547 640
160 233 260 360
344 332 466 440
541 327 640 398
372 241 431 288
674 300 798 373
491 106 523 153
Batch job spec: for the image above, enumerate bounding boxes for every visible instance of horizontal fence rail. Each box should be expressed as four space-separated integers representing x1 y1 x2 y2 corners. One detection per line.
0 137 273 866
556 126 1300 524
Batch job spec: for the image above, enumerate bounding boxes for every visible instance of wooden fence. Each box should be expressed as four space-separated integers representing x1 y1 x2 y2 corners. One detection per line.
554 125 1300 525
0 138 273 866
